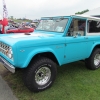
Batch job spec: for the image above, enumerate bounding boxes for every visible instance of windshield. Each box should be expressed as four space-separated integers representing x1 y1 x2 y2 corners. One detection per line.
36 18 68 32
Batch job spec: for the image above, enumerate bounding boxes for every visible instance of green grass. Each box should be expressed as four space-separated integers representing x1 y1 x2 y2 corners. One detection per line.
2 61 100 100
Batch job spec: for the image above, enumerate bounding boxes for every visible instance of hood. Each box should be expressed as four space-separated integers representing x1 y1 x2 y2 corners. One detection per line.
0 32 64 47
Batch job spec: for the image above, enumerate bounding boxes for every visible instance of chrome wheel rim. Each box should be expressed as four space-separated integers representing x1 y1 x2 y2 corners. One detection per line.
35 66 51 86
94 54 100 66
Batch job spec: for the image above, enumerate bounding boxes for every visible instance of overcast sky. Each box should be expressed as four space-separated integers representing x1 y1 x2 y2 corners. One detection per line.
0 0 100 20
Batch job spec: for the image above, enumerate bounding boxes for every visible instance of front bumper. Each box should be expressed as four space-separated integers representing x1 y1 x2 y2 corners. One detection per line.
0 56 15 73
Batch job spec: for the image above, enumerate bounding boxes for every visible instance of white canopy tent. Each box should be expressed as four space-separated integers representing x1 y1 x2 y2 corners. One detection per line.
83 7 100 17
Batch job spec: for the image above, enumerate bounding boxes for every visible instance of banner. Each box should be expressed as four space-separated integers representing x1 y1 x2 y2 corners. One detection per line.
2 0 8 18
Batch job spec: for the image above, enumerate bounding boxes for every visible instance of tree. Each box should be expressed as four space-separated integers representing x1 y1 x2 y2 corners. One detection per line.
10 16 14 19
75 9 89 15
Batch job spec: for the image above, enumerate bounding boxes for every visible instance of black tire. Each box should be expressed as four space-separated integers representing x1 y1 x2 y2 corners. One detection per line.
85 48 100 70
23 57 57 92
10 32 14 34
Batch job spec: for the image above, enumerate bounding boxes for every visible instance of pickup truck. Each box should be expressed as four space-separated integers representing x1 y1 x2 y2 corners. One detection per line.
0 15 100 92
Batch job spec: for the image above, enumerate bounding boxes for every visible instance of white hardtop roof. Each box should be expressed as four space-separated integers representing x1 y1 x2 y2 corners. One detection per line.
42 15 100 21
72 14 100 21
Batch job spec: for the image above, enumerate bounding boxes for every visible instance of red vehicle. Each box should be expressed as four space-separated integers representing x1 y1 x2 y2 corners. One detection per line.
6 27 34 33
0 15 34 34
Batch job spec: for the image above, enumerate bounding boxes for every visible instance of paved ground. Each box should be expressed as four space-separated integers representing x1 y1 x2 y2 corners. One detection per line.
0 64 18 100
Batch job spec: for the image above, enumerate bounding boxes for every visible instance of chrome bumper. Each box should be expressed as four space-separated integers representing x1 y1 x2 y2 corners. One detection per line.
0 56 15 73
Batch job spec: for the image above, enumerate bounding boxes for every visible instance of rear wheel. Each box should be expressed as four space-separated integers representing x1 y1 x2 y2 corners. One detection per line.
85 48 100 70
23 57 57 92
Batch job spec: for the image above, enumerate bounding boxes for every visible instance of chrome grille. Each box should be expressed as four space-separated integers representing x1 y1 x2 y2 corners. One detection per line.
0 42 10 56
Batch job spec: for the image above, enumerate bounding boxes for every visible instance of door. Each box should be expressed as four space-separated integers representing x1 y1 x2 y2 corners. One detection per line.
64 18 88 63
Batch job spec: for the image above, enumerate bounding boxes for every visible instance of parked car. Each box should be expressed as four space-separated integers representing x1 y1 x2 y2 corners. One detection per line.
1 15 100 92
6 27 34 33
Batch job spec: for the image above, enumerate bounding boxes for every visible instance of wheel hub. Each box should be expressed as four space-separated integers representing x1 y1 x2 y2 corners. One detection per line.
94 54 100 66
35 66 51 86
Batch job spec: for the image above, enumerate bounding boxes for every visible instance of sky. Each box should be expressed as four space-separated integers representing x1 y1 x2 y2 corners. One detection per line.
0 0 100 20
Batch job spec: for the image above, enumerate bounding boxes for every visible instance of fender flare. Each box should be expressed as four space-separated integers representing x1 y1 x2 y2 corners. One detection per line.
22 48 61 68
88 42 100 58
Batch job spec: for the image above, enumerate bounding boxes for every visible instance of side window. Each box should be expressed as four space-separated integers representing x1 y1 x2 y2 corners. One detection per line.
87 20 100 33
67 19 86 36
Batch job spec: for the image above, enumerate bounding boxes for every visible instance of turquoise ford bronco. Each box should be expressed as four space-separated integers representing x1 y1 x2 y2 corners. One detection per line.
0 15 100 92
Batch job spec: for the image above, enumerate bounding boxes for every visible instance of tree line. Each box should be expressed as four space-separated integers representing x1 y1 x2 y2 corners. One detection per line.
75 9 89 15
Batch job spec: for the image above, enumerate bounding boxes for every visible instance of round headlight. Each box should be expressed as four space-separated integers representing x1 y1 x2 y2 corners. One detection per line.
7 47 13 59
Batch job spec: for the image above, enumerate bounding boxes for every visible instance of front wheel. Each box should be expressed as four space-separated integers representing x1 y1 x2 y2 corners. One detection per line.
85 48 100 70
23 57 57 92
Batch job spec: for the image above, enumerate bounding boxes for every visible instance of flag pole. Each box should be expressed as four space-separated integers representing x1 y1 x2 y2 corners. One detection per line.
2 0 8 34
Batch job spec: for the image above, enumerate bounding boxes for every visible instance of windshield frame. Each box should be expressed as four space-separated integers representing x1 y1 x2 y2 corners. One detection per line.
36 17 68 33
